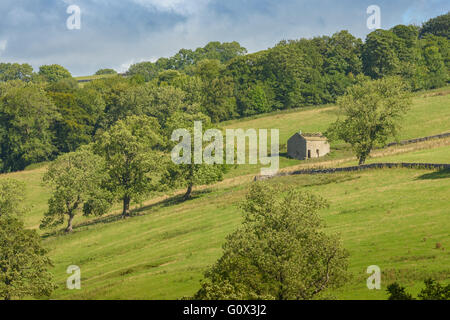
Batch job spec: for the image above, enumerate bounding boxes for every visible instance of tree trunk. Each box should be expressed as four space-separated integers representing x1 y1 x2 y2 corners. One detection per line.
359 153 367 165
66 214 74 233
122 196 131 218
183 184 193 201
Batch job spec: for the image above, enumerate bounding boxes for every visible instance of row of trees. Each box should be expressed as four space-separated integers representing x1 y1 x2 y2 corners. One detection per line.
0 179 55 300
128 13 449 117
40 112 227 233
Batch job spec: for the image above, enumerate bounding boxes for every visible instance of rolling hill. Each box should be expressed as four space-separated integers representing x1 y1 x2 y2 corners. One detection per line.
2 87 449 300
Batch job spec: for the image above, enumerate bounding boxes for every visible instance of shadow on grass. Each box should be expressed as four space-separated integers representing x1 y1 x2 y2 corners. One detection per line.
417 168 450 180
41 188 214 239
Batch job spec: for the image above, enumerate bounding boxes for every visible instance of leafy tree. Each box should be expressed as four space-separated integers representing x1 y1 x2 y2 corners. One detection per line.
387 279 450 300
418 279 450 300
0 63 34 82
362 29 401 79
0 82 60 172
238 83 271 116
46 77 79 93
193 59 237 122
0 179 26 218
386 283 415 300
40 146 111 232
0 180 55 300
324 30 363 75
85 77 134 129
0 216 55 300
420 35 448 88
38 64 72 83
95 68 117 75
164 112 227 200
326 76 410 165
198 41 247 64
194 184 348 300
127 62 159 82
143 85 186 127
94 115 166 217
419 12 450 39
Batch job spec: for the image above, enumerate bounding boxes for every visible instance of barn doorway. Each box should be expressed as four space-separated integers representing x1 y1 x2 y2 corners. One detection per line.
307 150 311 159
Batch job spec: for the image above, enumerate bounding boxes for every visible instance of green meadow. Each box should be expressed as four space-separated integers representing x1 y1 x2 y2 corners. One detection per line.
2 87 449 299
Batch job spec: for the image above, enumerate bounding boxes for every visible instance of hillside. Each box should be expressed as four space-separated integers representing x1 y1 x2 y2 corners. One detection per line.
45 164 450 300
3 87 449 230
1 87 448 300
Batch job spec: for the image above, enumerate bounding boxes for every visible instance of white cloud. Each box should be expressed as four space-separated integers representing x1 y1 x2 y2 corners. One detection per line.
132 0 211 15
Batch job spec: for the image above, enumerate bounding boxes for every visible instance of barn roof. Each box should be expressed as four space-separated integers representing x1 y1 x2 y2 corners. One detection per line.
297 132 328 141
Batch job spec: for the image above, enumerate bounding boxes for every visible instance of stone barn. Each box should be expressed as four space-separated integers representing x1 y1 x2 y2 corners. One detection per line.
287 132 330 160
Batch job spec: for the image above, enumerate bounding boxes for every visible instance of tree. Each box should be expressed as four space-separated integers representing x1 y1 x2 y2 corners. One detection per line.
193 59 237 122
0 81 60 172
40 146 111 232
95 68 117 75
419 12 450 39
194 184 348 300
387 279 450 300
0 216 55 300
38 64 72 83
238 83 271 116
0 179 27 218
0 63 34 82
0 180 55 300
326 76 410 165
386 283 415 300
94 115 166 217
418 279 450 300
127 62 159 82
164 112 227 200
362 29 401 79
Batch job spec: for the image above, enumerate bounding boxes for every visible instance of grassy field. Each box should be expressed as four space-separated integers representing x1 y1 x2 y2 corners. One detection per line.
2 87 449 300
44 166 450 300
221 88 450 177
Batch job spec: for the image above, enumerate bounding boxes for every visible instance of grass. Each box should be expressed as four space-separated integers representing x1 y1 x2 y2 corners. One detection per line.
44 167 450 300
75 74 117 81
220 87 450 178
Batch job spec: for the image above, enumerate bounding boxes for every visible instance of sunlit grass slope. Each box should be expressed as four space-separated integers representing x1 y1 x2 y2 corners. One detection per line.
45 166 450 300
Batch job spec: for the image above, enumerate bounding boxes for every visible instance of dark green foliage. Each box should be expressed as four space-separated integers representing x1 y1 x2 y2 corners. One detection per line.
95 68 117 75
326 77 410 165
0 82 60 172
418 279 450 300
387 279 450 300
38 64 72 83
419 12 450 39
0 63 34 82
386 283 415 300
194 184 348 300
0 180 55 300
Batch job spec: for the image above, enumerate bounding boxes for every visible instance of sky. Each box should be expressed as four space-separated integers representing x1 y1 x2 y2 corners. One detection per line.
0 0 448 76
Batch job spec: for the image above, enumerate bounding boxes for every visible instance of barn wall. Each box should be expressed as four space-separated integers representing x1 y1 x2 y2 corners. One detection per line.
287 135 307 160
306 140 330 158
